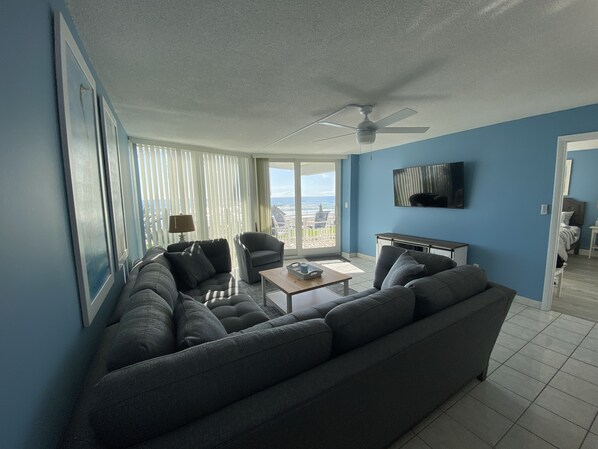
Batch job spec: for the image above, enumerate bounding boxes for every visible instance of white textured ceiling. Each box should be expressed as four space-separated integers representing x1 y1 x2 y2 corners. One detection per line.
66 0 598 155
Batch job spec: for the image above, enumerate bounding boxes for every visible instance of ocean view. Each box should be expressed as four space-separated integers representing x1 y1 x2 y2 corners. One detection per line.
271 195 335 216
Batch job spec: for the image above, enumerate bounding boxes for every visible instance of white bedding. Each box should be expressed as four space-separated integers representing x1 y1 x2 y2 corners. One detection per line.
558 223 580 261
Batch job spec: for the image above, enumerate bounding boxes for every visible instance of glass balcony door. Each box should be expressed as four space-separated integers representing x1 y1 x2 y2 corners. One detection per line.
269 160 339 257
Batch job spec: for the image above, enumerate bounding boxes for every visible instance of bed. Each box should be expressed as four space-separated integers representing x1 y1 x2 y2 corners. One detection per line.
558 197 585 261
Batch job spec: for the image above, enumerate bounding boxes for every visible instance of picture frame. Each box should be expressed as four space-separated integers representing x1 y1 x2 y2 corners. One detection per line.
100 97 128 268
54 12 115 327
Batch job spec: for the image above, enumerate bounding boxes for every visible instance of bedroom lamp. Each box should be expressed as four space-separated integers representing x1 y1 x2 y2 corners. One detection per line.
168 214 195 242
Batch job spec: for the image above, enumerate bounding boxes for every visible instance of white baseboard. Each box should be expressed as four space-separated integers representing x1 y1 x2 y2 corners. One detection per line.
356 252 376 262
578 249 590 256
342 251 358 259
514 295 541 309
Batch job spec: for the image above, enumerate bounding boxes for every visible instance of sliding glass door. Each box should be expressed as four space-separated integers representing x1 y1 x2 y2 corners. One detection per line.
269 160 339 256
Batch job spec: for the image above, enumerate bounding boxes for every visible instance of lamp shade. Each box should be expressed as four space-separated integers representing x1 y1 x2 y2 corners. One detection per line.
168 214 195 233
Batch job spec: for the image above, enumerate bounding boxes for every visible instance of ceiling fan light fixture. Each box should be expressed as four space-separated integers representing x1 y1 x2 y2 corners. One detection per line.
357 129 375 145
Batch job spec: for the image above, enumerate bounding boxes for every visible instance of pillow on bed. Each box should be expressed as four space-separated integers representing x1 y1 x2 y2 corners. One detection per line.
561 211 574 225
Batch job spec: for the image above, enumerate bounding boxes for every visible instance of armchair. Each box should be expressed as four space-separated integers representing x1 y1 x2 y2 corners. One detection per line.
234 232 285 283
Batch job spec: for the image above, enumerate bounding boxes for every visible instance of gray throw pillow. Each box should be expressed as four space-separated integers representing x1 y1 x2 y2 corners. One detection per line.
381 251 427 289
174 293 228 349
164 242 216 289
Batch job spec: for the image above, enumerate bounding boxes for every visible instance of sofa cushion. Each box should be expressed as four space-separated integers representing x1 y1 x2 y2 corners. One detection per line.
381 251 427 289
374 246 457 289
325 286 415 354
106 290 176 372
173 293 227 349
130 263 178 310
407 265 488 320
164 242 216 290
204 294 269 332
90 319 332 448
241 288 378 332
168 238 232 274
136 246 172 272
183 272 237 302
250 249 281 266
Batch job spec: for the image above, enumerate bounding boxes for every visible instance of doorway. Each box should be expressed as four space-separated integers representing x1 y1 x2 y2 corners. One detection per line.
268 160 340 257
542 132 598 320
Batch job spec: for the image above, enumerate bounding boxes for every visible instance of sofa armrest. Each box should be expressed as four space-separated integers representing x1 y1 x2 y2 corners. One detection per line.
234 236 254 268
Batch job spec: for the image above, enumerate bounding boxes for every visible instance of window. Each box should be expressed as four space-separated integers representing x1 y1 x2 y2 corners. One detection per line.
134 142 252 262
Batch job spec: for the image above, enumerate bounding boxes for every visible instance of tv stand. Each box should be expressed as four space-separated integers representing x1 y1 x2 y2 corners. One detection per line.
376 233 468 266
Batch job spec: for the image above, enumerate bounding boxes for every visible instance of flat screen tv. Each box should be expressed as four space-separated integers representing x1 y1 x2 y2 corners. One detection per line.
393 162 464 208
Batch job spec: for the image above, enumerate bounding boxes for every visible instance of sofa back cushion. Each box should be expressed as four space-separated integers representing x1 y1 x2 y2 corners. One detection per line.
173 293 228 349
136 246 172 272
381 251 427 289
90 319 332 448
164 243 216 290
407 265 488 320
167 238 232 274
131 262 178 310
374 246 457 289
106 290 176 372
325 286 415 355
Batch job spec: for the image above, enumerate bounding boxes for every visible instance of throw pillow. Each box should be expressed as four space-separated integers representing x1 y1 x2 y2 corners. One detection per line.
173 293 228 349
381 251 427 289
164 242 216 290
561 211 574 225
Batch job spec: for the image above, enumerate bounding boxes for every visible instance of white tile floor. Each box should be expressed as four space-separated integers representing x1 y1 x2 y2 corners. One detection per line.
311 256 598 449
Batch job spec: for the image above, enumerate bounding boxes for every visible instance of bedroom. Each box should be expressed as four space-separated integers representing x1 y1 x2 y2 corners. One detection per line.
551 139 598 320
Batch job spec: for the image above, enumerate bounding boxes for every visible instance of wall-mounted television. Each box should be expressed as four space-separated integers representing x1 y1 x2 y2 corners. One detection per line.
393 162 464 208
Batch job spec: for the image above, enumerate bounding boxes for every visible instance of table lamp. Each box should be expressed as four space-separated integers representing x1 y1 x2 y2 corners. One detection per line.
168 214 195 242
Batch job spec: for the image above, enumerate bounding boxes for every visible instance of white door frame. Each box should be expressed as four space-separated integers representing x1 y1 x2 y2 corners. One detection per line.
542 131 598 310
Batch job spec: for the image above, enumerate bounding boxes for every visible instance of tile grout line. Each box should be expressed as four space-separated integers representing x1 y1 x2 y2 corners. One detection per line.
492 308 598 448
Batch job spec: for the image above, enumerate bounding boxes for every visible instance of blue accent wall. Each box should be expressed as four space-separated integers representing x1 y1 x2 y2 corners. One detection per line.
0 1 141 448
355 104 598 301
567 149 598 249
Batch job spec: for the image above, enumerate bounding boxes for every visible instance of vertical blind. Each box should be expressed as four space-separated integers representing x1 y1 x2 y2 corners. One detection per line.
134 142 252 261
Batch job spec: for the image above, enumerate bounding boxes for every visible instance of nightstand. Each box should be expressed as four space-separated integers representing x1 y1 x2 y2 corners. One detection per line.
590 226 598 259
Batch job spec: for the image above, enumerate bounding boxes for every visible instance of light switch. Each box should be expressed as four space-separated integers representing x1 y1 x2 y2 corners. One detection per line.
540 204 548 215
344 202 349 209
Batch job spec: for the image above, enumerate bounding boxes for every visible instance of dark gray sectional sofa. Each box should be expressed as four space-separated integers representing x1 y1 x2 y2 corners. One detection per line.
59 242 515 449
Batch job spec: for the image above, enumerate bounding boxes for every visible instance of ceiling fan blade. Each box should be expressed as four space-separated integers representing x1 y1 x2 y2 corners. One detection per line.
313 132 355 142
374 108 418 129
267 104 352 147
318 121 357 130
377 127 430 134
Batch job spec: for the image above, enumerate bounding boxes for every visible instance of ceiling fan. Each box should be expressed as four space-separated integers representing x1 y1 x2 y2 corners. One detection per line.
315 105 429 145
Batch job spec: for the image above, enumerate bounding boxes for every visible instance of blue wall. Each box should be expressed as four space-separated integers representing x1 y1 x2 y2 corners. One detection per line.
0 1 141 448
567 149 598 249
341 155 359 254
354 104 598 301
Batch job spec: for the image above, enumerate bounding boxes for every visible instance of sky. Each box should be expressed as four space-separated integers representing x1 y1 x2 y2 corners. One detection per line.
270 167 336 197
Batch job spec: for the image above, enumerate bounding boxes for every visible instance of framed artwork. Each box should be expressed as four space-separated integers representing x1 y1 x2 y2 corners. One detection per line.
55 12 115 327
100 97 128 268
564 159 572 196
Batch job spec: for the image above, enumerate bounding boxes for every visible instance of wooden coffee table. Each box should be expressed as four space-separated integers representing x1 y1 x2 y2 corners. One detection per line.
260 264 352 313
